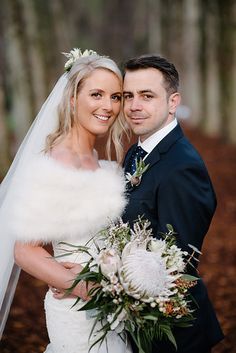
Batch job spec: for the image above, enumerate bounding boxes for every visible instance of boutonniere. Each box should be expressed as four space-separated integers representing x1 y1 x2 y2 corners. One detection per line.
126 158 150 187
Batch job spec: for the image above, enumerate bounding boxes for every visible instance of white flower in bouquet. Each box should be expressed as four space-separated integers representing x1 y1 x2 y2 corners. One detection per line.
120 219 152 260
107 308 128 333
97 248 121 278
121 239 147 261
120 249 179 299
149 238 167 253
166 245 189 272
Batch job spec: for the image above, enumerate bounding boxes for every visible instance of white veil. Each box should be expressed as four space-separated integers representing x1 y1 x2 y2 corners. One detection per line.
0 73 68 339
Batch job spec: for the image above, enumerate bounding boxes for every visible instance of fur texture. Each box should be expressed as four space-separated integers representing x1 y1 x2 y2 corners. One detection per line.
4 155 127 244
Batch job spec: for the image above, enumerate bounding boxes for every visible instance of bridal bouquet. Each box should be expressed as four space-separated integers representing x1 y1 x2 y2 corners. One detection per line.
63 218 199 353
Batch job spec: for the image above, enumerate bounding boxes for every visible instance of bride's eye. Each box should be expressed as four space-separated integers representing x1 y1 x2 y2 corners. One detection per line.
91 92 102 98
111 94 121 102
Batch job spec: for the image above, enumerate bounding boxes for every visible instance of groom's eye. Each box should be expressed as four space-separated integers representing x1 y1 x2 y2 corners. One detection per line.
143 94 153 100
123 93 133 100
111 94 122 101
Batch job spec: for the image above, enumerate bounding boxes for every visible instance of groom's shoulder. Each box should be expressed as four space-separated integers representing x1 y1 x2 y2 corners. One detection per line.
177 133 202 158
168 134 208 172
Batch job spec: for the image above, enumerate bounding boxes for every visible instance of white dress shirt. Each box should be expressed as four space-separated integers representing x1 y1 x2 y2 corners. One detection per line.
138 118 178 158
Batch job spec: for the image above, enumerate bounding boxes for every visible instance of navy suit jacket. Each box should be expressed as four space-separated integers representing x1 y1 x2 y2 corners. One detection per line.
123 125 224 353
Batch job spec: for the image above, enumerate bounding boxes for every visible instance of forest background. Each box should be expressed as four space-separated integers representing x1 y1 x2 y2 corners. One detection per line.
0 1 235 352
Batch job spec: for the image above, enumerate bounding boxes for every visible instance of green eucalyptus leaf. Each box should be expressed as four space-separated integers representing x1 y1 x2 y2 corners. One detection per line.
181 274 199 281
160 325 177 350
143 315 158 321
188 244 202 254
166 224 174 232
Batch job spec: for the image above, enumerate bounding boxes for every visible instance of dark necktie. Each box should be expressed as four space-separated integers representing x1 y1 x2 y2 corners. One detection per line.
126 146 147 175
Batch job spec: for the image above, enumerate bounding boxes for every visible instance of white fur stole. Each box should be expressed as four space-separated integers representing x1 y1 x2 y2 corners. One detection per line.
3 155 127 244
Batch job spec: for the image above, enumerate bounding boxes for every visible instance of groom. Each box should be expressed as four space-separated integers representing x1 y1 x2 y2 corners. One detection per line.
122 54 224 353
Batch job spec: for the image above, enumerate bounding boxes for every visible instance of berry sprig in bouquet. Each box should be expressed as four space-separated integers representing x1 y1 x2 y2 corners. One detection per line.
64 218 199 353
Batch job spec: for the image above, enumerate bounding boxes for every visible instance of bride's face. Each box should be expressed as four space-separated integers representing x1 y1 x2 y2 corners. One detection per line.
73 68 122 137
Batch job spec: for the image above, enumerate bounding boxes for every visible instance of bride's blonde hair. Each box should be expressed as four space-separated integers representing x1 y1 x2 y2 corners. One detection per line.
45 55 128 163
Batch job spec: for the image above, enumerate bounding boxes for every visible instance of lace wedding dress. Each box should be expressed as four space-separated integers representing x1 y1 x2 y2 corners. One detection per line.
4 155 132 353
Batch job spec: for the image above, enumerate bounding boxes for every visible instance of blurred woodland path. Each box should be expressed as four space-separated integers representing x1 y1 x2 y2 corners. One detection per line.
0 123 236 353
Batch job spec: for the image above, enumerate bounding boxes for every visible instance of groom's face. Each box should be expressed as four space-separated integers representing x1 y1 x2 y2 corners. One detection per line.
123 68 180 142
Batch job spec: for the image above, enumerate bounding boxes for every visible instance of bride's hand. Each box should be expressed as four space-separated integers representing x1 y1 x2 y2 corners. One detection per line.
64 262 99 301
49 285 76 299
59 261 93 301
61 261 83 275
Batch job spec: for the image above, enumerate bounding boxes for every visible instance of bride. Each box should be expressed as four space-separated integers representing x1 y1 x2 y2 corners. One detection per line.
0 49 132 353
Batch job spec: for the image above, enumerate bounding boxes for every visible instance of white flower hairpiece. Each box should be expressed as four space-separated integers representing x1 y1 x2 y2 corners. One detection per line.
62 48 98 72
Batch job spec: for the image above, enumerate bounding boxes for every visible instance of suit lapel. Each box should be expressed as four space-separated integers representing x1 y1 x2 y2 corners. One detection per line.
141 124 184 172
123 124 184 181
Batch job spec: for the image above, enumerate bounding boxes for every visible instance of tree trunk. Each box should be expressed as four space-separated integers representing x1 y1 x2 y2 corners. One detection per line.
219 0 236 143
147 0 162 53
0 88 10 179
4 0 33 149
22 0 47 113
181 0 202 125
0 1 11 178
101 0 134 63
202 0 221 136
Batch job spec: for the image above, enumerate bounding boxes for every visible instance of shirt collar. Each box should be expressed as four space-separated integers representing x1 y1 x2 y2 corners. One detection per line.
138 118 178 155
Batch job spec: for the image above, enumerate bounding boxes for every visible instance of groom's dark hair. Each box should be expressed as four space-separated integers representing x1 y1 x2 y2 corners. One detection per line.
123 54 179 95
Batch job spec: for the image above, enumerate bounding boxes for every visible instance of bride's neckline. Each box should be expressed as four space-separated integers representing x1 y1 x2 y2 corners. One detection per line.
47 148 101 172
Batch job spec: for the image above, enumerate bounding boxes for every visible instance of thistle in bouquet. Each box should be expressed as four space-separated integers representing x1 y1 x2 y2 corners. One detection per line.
65 217 200 353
